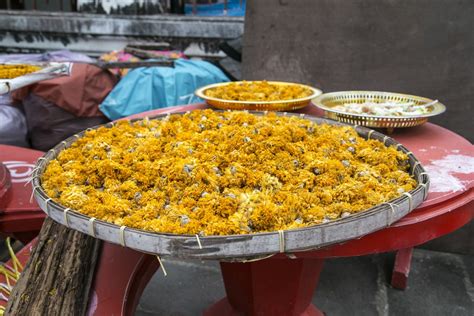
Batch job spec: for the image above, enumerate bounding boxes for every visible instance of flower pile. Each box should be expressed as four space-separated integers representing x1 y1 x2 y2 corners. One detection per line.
41 110 416 235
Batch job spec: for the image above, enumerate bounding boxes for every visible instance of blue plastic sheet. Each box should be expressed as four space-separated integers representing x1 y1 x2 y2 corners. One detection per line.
99 59 229 120
185 0 246 17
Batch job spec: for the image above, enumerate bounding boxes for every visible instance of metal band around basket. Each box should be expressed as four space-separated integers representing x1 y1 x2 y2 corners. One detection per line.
44 198 52 216
383 136 389 145
195 234 203 249
156 256 167 276
419 183 429 200
239 254 275 263
63 208 71 227
396 143 403 150
278 230 285 253
120 226 127 247
383 203 399 227
30 185 39 203
403 192 414 211
411 161 421 175
88 218 97 237
367 130 374 139
24 172 37 187
61 141 67 146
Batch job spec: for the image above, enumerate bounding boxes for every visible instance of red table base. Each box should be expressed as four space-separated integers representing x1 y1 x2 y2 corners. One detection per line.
391 247 414 290
204 258 324 316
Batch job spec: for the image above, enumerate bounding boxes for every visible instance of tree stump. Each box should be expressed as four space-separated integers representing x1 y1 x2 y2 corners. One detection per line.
5 217 101 316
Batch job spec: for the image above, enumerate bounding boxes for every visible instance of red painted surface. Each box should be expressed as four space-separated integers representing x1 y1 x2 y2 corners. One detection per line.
0 162 12 209
1 105 472 315
0 145 45 242
391 248 413 290
87 243 159 316
204 259 324 316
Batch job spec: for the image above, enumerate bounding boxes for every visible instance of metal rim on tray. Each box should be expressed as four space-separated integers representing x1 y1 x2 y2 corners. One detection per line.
312 90 446 129
31 111 429 261
195 81 323 111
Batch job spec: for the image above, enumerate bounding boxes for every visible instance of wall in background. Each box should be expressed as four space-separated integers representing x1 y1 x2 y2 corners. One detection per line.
243 0 473 143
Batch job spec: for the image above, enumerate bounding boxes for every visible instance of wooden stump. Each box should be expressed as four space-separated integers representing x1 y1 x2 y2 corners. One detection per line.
5 217 101 316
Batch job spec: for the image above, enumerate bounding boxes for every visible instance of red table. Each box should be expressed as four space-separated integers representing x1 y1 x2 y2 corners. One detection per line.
110 104 473 316
1 105 472 315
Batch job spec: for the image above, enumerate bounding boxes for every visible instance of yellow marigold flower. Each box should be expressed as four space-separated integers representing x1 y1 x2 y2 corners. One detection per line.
41 110 416 235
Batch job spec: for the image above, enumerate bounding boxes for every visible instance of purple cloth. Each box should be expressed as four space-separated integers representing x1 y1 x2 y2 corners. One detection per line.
0 50 92 63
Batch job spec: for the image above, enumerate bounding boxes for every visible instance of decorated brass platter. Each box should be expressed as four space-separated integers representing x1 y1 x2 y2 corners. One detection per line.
195 81 322 111
313 91 446 132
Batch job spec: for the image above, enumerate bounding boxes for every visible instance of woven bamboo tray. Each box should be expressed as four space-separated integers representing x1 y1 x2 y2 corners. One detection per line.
31 111 429 261
313 91 446 133
195 81 322 111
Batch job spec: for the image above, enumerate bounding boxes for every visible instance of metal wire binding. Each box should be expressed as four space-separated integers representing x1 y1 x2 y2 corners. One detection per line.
119 226 127 247
419 183 429 200
403 192 414 211
411 161 420 175
195 235 203 249
29 186 38 203
63 208 71 228
238 254 275 263
89 218 97 237
156 256 167 276
278 230 285 253
383 203 398 227
44 198 52 216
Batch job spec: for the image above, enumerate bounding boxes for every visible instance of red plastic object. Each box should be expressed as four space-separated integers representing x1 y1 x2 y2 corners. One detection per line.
0 145 45 243
0 162 12 208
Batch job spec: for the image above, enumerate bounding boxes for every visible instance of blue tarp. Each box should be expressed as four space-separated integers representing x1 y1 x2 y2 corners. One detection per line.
185 0 246 17
99 59 229 120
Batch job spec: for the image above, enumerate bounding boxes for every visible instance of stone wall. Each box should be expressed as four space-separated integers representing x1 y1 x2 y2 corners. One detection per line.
0 10 244 57
243 0 473 143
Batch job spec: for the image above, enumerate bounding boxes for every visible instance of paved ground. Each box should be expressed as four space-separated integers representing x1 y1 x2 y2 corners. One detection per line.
136 248 474 316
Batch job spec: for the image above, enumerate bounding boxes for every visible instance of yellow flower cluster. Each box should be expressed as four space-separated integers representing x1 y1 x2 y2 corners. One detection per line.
0 64 41 79
41 110 416 236
204 81 313 101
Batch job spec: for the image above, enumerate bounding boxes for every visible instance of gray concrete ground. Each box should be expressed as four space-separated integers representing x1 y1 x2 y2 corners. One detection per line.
136 248 474 316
